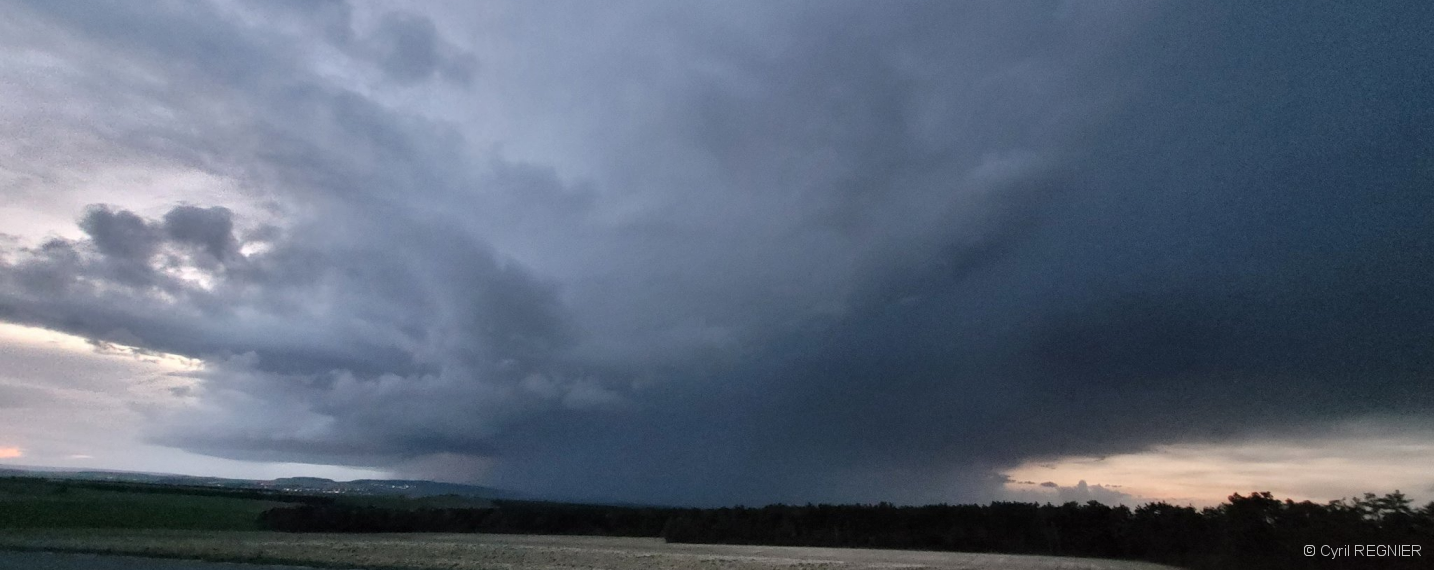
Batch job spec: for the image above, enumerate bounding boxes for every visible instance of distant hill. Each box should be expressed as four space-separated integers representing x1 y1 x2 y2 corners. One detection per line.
0 465 524 500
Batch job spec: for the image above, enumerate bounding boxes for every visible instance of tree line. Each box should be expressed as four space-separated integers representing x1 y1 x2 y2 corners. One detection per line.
258 491 1434 569
0 476 333 505
259 499 673 536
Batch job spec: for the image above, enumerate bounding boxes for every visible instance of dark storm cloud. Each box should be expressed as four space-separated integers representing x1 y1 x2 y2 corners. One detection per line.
464 0 1432 504
0 0 1430 506
163 206 239 263
79 206 161 262
76 206 164 286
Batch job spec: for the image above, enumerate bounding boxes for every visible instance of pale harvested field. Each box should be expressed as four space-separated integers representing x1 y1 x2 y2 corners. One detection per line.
0 530 1179 570
0 551 329 569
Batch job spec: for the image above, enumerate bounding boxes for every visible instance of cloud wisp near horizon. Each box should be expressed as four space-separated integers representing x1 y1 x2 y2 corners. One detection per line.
0 0 1431 506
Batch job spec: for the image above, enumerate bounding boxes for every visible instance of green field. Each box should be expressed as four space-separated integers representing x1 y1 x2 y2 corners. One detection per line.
0 478 285 531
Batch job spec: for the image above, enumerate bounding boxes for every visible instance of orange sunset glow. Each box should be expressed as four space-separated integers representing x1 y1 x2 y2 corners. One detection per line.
1004 422 1434 506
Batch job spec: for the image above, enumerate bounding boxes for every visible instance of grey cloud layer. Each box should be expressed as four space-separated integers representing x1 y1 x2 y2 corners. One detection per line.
0 0 1430 505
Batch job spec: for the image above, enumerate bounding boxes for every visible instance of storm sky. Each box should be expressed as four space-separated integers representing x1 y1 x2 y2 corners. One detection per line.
0 0 1431 507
